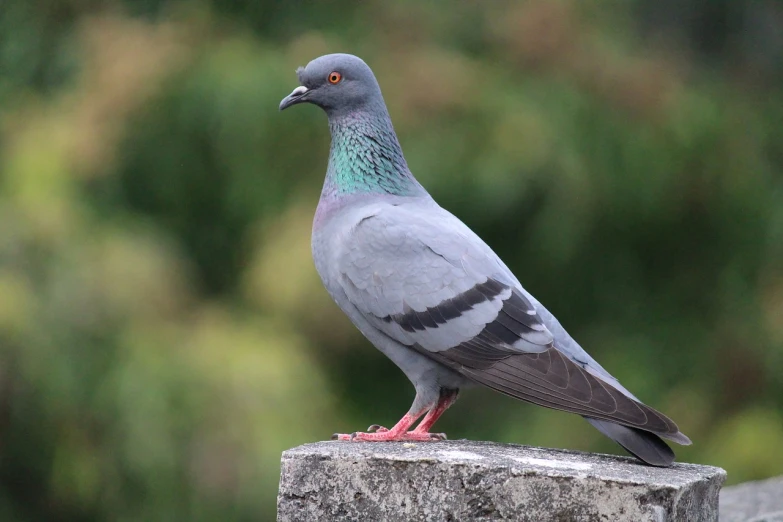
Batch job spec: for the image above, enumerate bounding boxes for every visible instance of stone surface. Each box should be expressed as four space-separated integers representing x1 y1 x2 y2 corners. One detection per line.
277 440 725 521
720 475 783 522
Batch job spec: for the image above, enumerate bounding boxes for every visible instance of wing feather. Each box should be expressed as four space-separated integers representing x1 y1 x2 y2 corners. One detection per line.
337 201 683 438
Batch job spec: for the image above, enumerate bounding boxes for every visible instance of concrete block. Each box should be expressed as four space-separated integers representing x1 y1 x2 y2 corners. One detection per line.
277 440 725 521
720 475 783 522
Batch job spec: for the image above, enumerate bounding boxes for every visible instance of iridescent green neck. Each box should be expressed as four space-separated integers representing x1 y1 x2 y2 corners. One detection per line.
322 109 425 198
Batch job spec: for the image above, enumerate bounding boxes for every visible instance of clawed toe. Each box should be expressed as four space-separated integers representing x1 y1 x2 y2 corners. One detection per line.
330 430 448 442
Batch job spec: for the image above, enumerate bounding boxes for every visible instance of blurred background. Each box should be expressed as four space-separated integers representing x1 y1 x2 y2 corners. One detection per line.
1 0 782 520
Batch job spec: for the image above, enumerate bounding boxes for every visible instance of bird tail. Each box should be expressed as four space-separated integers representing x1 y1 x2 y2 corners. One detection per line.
584 417 690 467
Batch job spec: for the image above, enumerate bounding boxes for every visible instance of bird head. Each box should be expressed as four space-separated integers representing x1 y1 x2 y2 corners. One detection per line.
279 53 383 115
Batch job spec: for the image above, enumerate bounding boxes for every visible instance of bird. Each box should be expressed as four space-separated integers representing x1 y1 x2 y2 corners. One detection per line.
279 53 691 466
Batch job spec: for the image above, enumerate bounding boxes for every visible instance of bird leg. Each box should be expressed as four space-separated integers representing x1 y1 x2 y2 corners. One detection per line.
411 388 459 435
331 389 458 442
331 408 435 441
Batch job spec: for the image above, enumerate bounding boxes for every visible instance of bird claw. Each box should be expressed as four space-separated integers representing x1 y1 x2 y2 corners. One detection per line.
331 433 356 441
330 430 447 442
367 424 389 433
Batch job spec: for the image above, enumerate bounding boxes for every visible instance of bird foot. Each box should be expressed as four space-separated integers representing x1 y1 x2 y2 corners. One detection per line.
331 430 447 442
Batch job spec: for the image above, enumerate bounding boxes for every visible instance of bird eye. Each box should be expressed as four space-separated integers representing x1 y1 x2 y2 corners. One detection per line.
328 71 342 84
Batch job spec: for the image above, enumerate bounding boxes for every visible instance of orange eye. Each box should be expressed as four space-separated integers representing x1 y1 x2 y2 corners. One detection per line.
328 71 342 84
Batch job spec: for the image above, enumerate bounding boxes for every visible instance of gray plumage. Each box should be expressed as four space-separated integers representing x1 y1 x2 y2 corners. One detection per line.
280 53 691 466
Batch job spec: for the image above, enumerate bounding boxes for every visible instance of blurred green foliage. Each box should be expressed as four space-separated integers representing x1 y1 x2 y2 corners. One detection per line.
1 1 782 520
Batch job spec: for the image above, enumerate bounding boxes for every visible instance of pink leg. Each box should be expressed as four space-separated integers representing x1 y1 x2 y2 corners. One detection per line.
331 389 459 442
332 408 441 441
412 389 459 434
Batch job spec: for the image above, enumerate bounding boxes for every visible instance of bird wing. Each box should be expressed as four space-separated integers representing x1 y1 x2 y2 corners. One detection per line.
336 200 681 436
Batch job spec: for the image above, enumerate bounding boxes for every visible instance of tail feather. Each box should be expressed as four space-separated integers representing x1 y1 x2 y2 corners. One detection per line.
658 429 692 446
585 417 678 467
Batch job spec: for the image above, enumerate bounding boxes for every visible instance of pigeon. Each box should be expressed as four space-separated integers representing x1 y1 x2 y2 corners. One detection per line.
279 53 691 466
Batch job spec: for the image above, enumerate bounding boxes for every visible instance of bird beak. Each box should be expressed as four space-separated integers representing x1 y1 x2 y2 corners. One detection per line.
279 85 309 111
